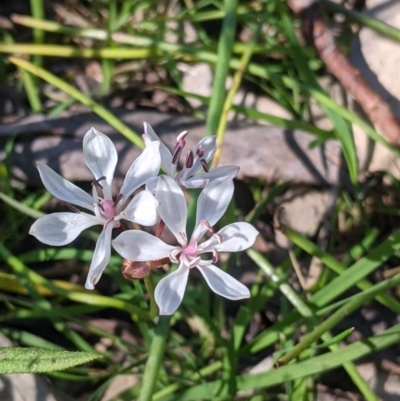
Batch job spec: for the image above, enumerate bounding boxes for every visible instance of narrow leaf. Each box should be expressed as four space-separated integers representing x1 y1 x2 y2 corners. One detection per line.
0 347 101 373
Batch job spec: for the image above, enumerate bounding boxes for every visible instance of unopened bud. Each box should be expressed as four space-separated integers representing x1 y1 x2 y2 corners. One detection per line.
121 260 150 279
121 258 170 280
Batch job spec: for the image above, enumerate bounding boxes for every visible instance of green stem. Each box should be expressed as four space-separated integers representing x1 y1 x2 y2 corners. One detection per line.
19 68 42 113
143 275 158 318
28 0 44 113
205 0 238 136
138 316 171 401
100 0 116 96
29 0 44 66
213 8 268 166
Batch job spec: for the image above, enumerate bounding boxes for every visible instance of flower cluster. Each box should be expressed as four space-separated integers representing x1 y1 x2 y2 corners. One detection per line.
30 125 259 315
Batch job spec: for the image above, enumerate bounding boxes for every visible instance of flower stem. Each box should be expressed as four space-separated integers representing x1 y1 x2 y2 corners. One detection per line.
144 274 158 318
138 315 170 401
139 217 169 398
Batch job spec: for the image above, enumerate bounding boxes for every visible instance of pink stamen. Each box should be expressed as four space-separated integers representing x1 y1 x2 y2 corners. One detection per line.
200 220 214 233
212 248 219 263
178 232 188 245
212 233 222 244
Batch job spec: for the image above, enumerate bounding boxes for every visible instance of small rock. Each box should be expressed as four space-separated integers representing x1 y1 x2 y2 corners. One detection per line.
275 189 332 248
350 0 400 178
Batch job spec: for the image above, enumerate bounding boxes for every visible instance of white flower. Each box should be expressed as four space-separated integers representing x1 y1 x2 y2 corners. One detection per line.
112 175 258 315
143 122 239 189
30 128 161 289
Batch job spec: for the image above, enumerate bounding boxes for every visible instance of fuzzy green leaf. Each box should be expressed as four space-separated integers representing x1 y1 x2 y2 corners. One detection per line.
0 347 101 374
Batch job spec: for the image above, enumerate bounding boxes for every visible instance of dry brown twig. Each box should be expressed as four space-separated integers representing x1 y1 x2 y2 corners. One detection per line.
287 0 400 147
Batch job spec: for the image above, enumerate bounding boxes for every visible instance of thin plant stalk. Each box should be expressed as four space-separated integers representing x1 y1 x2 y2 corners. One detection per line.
205 0 238 137
8 57 143 148
10 15 263 55
138 316 171 401
3 42 394 158
212 10 268 167
18 68 42 113
281 225 400 312
3 34 42 112
28 0 44 114
143 275 158 318
29 0 44 68
100 0 117 96
0 244 149 319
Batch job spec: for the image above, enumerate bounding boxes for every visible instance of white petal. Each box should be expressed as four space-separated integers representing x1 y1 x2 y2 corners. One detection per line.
83 128 117 193
182 165 239 189
193 136 217 163
193 179 234 241
202 222 259 253
120 190 159 226
143 122 175 176
197 264 250 300
156 175 187 244
179 176 207 189
119 141 161 200
180 136 217 181
36 163 94 211
85 223 114 290
30 212 101 246
154 263 190 315
145 176 157 195
112 230 175 261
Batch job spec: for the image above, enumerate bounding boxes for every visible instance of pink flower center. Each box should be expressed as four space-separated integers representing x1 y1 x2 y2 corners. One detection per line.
181 242 198 258
100 199 117 219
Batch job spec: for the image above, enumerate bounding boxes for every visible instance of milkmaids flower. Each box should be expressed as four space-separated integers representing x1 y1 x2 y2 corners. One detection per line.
112 175 259 315
143 122 239 189
30 128 161 289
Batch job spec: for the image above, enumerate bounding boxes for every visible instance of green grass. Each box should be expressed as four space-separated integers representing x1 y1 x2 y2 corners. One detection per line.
1 0 400 400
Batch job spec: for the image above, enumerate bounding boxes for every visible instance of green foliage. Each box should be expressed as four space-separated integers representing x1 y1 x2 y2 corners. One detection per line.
0 347 101 374
0 0 399 400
